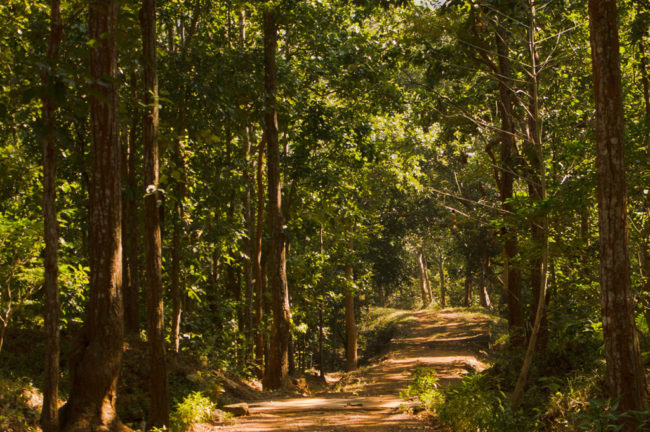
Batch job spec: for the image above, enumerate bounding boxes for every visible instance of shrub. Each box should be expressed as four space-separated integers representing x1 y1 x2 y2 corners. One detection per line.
401 367 444 411
575 399 650 432
170 391 215 431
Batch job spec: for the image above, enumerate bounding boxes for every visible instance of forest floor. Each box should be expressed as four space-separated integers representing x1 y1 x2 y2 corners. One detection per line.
208 308 493 432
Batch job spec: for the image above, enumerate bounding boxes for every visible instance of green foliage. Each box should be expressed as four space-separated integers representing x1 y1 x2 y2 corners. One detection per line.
0 375 40 432
437 373 534 432
576 399 650 432
400 367 444 411
170 391 215 432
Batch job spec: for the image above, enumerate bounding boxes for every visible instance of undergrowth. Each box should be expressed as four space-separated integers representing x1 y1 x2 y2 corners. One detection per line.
403 306 650 431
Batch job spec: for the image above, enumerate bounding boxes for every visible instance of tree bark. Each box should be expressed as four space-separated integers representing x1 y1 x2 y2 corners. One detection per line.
438 253 446 308
41 0 62 429
345 266 357 372
417 247 431 306
170 136 186 354
122 71 140 337
511 1 550 406
636 9 650 337
262 7 291 390
478 253 492 309
464 262 473 307
140 0 169 427
254 135 266 377
61 1 131 429
242 126 255 362
495 21 524 344
588 0 648 418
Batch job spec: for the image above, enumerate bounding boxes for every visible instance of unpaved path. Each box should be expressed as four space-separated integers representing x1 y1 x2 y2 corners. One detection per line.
211 308 493 432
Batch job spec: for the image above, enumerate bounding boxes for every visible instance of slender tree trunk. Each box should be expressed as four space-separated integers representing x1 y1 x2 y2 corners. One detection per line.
511 1 550 407
254 135 266 377
464 262 473 307
318 227 325 378
170 145 185 354
478 253 492 309
41 1 62 429
239 9 255 358
524 2 549 351
262 7 291 390
61 1 131 429
438 254 446 308
588 0 648 418
495 21 524 345
242 126 255 362
417 247 431 306
122 71 140 337
345 266 357 372
318 302 325 377
140 0 169 427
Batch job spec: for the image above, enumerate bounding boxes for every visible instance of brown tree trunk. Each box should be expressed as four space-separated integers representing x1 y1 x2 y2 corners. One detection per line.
254 135 266 377
495 22 524 344
478 254 492 309
588 0 648 418
417 247 431 306
122 71 140 337
523 2 549 352
239 8 255 358
242 125 255 362
170 142 186 354
464 263 473 307
262 8 291 390
41 0 62 429
438 253 446 308
140 0 169 427
510 1 550 407
345 266 357 372
61 1 131 429
636 11 650 336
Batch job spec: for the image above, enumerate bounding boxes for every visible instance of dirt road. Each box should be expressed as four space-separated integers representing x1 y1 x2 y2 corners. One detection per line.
210 309 493 432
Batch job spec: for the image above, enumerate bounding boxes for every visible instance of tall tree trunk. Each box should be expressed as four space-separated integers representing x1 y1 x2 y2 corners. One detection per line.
242 125 255 362
588 0 648 418
636 10 650 336
495 21 524 345
140 0 169 427
262 7 290 390
61 1 131 429
239 8 254 359
318 301 325 377
478 253 492 309
170 142 186 354
417 247 431 306
41 0 62 429
438 253 446 308
523 2 549 352
345 266 357 372
122 71 140 337
511 1 550 407
464 260 473 307
254 135 266 377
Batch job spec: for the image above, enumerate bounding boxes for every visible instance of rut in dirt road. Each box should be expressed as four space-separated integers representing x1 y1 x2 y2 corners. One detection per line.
210 309 494 432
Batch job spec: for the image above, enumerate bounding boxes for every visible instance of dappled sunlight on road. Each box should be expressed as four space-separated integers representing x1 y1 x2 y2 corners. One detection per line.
211 308 492 431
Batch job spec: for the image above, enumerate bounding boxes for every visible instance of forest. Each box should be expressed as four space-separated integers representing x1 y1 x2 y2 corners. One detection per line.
1 0 650 430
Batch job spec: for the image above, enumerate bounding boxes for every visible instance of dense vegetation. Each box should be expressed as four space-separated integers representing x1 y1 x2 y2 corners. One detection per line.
1 0 650 430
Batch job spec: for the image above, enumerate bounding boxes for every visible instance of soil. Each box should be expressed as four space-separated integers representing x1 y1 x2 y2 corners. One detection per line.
207 308 493 432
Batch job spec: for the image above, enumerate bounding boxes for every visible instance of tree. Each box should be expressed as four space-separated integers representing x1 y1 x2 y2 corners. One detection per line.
40 0 62 429
262 5 291 390
140 0 169 427
60 0 131 429
587 0 648 419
